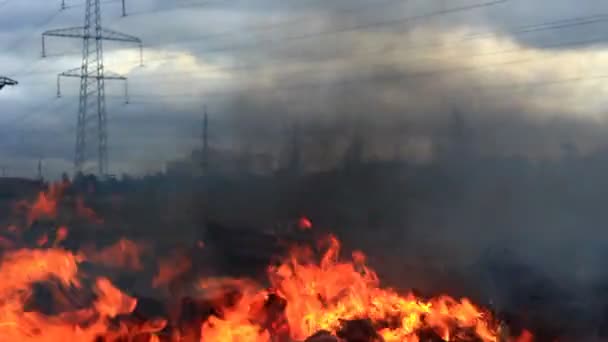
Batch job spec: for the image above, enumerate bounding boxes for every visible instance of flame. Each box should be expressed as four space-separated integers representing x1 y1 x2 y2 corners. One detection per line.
0 183 162 341
0 247 147 341
55 226 68 246
0 181 535 341
514 330 535 342
17 182 102 227
85 238 148 271
298 216 313 230
153 252 192 288
200 278 272 342
199 235 521 342
75 197 103 224
26 183 65 225
93 277 137 318
0 248 82 292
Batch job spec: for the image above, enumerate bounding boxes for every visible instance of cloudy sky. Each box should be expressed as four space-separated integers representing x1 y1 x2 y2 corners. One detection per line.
1 0 608 178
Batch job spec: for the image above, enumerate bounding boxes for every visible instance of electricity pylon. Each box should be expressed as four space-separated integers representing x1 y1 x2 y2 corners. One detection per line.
42 0 142 176
61 0 127 17
0 76 18 90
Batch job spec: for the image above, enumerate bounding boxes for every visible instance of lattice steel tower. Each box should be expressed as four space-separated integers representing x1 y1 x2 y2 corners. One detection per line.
42 0 142 176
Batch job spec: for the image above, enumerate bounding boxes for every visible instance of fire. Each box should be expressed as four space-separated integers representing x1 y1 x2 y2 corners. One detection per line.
85 238 148 271
0 248 81 292
93 277 138 318
0 183 153 341
298 217 313 230
75 197 103 224
0 181 533 341
26 182 65 225
153 251 192 288
55 226 68 246
200 279 272 342
0 248 145 341
199 235 509 342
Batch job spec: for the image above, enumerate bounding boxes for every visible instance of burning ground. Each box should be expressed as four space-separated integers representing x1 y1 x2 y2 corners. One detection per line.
0 181 536 341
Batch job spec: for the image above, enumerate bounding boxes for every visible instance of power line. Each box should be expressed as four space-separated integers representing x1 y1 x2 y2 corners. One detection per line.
12 73 607 165
136 0 408 46
125 71 608 105
479 73 608 92
32 0 508 64
119 39 603 100
5 9 64 80
31 5 608 87
146 0 508 49
7 2 608 172
121 39 608 104
18 11 608 85
7 5 607 118
120 0 329 19
8 4 604 92
16 11 608 110
26 0 401 61
139 11 608 66
61 0 122 10
125 30 608 85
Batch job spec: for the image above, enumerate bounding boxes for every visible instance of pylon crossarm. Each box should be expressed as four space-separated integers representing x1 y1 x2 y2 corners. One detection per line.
57 69 127 97
102 70 127 80
42 27 85 57
43 26 86 39
56 68 81 97
100 28 141 43
59 68 125 79
59 68 83 78
101 71 129 104
42 27 141 57
43 27 139 43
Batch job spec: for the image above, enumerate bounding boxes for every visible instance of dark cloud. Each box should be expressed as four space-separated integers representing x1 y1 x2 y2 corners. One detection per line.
2 0 608 177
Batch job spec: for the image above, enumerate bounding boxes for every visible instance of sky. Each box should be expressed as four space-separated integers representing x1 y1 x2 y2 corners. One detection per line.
2 0 608 178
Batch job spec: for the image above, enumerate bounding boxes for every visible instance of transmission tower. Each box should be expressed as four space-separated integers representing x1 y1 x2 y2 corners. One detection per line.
61 0 127 16
42 0 142 176
0 76 18 90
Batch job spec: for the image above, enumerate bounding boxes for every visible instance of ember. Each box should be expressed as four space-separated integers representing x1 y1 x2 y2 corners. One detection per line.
0 183 532 341
299 217 313 230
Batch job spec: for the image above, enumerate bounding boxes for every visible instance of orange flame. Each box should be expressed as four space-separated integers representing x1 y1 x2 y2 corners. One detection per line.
93 277 137 318
26 183 65 225
199 235 522 342
0 247 157 341
152 252 192 288
200 278 272 342
75 197 103 224
85 238 148 271
0 184 535 341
